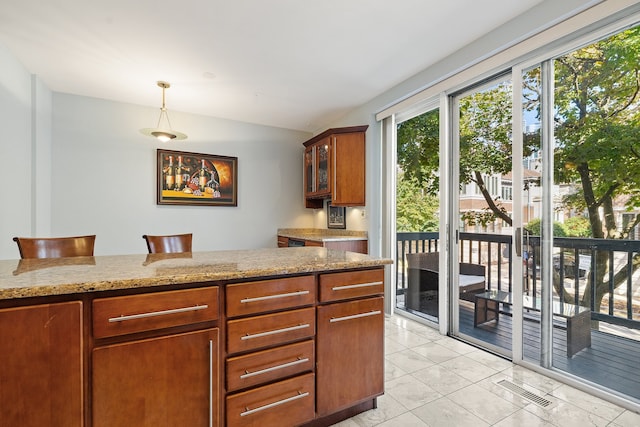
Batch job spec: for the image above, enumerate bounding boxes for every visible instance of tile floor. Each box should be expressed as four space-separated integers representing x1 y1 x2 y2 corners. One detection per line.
332 315 640 427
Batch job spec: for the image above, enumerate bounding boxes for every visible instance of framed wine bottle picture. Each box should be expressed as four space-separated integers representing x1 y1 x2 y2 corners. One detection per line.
327 203 346 229
157 149 238 206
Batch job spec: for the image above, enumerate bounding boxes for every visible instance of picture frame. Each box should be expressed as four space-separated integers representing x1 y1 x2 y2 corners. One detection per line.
157 149 238 206
327 203 346 229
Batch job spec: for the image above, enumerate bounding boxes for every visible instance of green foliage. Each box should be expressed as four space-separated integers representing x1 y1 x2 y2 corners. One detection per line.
396 174 439 232
525 218 567 237
553 26 640 238
563 216 592 237
458 81 513 184
396 109 440 195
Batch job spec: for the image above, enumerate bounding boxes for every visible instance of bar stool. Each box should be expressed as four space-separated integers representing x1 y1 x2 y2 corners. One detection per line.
12 235 96 259
142 233 192 254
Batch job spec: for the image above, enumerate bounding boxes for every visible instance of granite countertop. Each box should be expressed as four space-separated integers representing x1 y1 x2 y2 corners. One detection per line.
0 247 391 300
277 228 368 242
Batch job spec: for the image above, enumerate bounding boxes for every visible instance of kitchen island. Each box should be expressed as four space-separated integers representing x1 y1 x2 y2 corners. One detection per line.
0 247 391 427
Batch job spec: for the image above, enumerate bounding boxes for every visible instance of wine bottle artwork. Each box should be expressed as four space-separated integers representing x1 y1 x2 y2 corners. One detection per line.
158 149 238 207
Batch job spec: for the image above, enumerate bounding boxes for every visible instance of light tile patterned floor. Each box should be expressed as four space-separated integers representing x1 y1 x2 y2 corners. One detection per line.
332 315 640 427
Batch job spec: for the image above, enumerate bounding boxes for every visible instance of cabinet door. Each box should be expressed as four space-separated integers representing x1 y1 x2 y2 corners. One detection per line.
303 147 315 196
0 301 83 427
315 138 331 196
332 132 365 206
93 328 219 427
316 297 384 416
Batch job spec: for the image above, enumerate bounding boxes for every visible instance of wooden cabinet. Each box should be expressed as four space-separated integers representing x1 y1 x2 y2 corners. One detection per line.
0 263 387 427
0 301 83 427
225 276 317 427
277 236 289 247
315 270 385 417
324 239 368 254
93 328 219 427
277 236 368 254
303 125 368 208
92 287 220 427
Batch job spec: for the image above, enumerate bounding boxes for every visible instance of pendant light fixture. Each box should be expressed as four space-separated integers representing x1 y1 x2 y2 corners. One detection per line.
140 81 187 142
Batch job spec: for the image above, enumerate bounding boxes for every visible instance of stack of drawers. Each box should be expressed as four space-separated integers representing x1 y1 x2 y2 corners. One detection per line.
225 276 316 427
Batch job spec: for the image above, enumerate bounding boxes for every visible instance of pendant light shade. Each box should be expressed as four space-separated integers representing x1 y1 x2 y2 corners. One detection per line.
140 81 187 141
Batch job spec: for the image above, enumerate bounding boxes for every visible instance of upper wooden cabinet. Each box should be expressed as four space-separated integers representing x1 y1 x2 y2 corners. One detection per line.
303 125 368 208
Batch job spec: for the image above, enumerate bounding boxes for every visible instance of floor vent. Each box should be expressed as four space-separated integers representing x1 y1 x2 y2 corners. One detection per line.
496 379 552 408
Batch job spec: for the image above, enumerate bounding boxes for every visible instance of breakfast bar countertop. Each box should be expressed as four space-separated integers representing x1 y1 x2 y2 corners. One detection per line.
0 247 391 300
277 228 368 242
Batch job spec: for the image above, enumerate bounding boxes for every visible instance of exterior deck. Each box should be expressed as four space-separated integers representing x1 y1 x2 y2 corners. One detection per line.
454 301 640 400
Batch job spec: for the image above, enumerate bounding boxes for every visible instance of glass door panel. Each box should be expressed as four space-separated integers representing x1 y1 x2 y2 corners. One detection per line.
516 24 640 401
453 76 515 357
550 26 640 398
316 139 330 194
395 108 441 322
519 64 544 363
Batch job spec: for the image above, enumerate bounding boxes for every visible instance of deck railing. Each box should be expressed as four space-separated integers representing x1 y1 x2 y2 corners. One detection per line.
397 232 640 329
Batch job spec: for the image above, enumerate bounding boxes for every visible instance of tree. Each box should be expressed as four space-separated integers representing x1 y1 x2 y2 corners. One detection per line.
396 172 439 232
552 26 640 311
563 216 592 238
526 218 567 237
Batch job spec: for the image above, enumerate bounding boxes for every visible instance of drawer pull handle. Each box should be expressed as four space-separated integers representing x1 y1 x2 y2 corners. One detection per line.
240 391 309 417
108 304 209 323
330 310 381 323
332 281 383 291
240 290 310 304
241 323 310 340
209 339 213 427
240 357 310 379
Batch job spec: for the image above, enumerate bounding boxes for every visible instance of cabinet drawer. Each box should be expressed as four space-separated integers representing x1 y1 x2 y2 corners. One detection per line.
226 373 315 427
277 236 288 248
93 287 219 338
227 340 314 392
227 307 315 354
226 276 315 317
319 268 384 302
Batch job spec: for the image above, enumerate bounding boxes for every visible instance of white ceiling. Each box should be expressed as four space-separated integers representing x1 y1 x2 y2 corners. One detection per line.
0 0 544 132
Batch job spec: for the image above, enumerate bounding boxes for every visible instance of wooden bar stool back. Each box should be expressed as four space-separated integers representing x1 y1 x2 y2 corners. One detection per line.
142 233 192 254
13 235 96 259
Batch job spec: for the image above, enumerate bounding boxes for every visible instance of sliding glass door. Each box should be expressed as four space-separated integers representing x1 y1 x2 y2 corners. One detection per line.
513 23 640 400
450 75 518 357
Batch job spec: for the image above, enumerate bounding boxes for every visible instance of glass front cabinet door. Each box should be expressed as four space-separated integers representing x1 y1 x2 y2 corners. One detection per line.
304 138 331 198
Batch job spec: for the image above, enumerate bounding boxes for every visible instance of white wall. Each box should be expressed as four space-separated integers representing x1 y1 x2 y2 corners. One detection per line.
49 93 313 256
0 43 314 259
0 44 48 259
